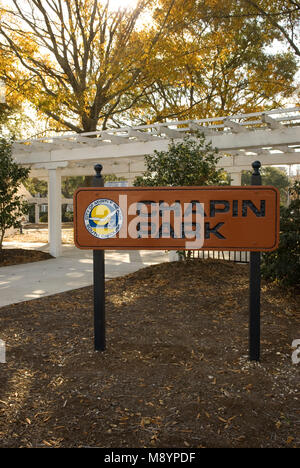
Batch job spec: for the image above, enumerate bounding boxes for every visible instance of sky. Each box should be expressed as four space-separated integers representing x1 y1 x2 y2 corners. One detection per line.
109 0 138 9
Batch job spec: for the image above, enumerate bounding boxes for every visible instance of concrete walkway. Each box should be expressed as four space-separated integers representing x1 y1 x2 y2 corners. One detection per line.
0 242 170 307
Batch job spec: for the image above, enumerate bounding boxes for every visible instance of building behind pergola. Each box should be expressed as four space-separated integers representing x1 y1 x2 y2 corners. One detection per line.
13 107 300 257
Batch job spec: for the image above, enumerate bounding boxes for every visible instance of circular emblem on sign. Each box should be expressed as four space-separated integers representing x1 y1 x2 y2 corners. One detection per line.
84 199 123 239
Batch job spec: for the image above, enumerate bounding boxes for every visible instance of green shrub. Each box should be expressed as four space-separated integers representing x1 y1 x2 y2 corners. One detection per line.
133 133 227 260
62 211 74 222
261 181 300 288
39 212 48 223
133 132 227 187
0 137 30 251
242 166 290 205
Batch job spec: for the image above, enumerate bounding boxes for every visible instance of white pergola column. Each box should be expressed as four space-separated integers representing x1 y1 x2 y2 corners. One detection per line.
48 168 62 257
34 204 40 223
230 172 242 186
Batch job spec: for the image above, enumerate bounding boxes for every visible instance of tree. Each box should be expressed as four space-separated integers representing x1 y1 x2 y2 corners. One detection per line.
0 3 35 139
0 29 20 129
123 0 298 125
0 0 179 133
133 132 226 187
0 0 297 133
242 166 291 204
241 0 300 58
261 181 300 287
0 53 31 138
0 138 30 253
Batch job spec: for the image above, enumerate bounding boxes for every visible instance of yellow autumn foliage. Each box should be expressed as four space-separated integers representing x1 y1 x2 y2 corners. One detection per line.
0 0 298 132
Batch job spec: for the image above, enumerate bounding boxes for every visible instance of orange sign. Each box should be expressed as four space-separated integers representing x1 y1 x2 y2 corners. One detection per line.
73 186 279 251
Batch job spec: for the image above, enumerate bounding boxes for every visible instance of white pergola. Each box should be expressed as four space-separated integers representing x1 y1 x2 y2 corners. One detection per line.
13 107 300 257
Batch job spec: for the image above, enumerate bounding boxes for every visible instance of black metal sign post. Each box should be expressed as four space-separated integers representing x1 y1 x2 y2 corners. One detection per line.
249 161 262 361
92 164 106 351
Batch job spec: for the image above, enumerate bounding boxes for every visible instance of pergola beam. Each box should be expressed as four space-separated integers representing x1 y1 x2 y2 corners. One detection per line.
157 126 186 138
101 132 129 144
262 114 282 130
14 124 300 167
189 122 217 135
128 129 158 141
224 118 249 133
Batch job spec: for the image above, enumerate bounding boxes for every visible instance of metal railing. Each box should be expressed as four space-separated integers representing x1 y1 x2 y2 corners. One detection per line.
181 250 250 263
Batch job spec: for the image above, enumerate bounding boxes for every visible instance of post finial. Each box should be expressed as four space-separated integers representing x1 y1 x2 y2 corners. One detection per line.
252 160 261 175
94 164 103 178
251 160 262 186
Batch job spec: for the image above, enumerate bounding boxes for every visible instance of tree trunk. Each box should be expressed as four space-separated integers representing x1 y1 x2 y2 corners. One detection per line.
0 230 5 262
81 115 98 133
81 120 99 185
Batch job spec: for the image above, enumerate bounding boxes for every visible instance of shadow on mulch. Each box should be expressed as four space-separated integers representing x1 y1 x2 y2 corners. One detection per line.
0 249 52 267
0 259 299 448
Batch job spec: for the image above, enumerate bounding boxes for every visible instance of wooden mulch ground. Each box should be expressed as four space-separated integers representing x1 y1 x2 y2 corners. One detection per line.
0 248 52 267
0 257 299 448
